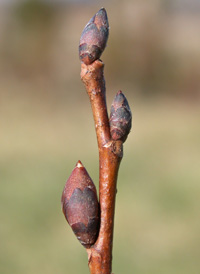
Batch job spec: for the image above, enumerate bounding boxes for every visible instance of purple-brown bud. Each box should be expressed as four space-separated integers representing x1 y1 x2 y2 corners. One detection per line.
109 90 132 142
79 8 109 65
61 161 99 248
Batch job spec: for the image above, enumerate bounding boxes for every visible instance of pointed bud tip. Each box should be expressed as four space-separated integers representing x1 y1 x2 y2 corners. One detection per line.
96 7 107 17
113 90 128 106
95 8 108 27
99 7 107 13
76 160 83 168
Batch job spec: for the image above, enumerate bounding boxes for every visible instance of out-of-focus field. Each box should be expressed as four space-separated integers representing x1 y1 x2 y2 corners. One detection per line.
0 1 200 273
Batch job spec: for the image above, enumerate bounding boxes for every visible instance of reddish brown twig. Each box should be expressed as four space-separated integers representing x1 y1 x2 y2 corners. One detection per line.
81 60 123 273
80 8 132 274
61 8 132 274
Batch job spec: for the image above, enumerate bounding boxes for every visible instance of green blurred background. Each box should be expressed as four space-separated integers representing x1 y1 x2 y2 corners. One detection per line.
0 0 200 273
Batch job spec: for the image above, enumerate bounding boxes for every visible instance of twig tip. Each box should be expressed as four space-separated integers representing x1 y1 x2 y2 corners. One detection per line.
79 8 109 65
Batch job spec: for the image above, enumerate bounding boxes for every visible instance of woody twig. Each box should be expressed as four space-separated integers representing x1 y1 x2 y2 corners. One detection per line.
61 8 132 274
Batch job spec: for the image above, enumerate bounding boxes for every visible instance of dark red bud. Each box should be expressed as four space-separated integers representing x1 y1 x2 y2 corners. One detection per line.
109 90 132 142
79 8 109 65
61 161 99 248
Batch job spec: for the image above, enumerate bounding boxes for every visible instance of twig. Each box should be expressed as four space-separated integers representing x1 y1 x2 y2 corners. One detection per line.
61 8 132 274
81 60 123 273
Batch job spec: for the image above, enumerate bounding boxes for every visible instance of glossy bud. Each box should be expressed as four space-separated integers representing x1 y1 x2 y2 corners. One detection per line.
79 8 109 65
109 90 132 142
61 161 99 248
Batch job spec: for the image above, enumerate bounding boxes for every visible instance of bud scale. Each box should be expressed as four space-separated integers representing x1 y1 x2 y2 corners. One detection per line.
61 161 99 248
79 8 109 65
109 90 132 142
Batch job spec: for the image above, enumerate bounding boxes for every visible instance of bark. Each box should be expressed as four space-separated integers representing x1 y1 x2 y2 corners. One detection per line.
81 60 123 274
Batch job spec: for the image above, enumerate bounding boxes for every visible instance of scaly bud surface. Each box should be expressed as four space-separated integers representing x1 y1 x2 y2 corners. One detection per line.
79 8 109 65
61 161 99 248
109 90 132 142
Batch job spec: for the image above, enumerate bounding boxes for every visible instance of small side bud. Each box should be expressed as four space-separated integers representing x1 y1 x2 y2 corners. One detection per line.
109 91 132 142
61 161 99 248
79 8 109 65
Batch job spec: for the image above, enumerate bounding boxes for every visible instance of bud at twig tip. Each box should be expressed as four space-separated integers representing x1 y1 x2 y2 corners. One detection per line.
79 8 109 65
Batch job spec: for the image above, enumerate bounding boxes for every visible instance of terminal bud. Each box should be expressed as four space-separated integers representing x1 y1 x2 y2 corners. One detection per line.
61 161 99 248
79 8 109 65
109 90 132 142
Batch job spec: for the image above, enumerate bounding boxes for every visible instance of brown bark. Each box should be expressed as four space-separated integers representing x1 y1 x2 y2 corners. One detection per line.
81 60 123 274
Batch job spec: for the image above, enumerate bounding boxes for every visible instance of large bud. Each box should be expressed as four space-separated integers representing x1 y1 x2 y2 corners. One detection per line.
109 90 132 142
61 161 99 248
79 8 109 65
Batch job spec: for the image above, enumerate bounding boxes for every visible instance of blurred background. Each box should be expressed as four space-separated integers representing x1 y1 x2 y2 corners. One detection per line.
0 0 200 273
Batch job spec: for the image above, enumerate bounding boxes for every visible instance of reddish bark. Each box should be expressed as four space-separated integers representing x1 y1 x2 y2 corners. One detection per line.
77 8 131 273
81 60 123 274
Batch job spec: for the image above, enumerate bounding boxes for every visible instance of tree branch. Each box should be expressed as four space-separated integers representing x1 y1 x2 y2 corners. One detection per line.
81 60 123 273
81 61 110 147
62 8 132 274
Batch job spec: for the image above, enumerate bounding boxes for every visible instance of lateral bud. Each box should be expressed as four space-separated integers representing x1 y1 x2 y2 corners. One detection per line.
109 90 132 142
79 8 109 65
61 161 99 248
